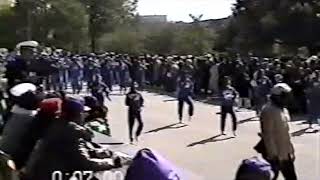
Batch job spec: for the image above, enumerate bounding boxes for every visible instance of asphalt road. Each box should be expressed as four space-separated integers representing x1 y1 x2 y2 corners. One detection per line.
104 88 320 180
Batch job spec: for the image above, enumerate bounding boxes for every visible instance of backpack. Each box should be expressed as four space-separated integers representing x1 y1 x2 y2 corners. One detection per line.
125 149 181 180
235 156 274 180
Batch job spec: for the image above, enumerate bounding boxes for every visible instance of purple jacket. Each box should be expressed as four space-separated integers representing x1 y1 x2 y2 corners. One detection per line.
125 149 182 180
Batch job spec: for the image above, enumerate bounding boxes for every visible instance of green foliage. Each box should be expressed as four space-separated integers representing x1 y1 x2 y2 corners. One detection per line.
99 23 215 55
0 0 136 51
99 28 142 54
80 0 137 52
143 27 176 55
221 0 320 55
0 5 17 48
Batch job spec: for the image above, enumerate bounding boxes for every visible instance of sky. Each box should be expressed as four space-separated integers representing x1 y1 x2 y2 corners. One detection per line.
137 0 236 22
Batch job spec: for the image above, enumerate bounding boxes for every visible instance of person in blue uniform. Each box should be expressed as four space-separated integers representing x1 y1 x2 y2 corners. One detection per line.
89 74 110 106
5 41 39 89
118 60 129 94
101 58 114 92
125 83 144 143
220 77 239 136
177 75 194 123
69 60 82 94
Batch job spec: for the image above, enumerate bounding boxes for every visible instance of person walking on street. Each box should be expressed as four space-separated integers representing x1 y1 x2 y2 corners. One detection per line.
177 75 194 123
220 77 239 136
260 83 297 180
306 80 320 128
125 83 144 144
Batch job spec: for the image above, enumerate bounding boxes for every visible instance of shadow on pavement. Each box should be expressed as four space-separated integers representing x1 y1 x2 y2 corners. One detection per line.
145 123 188 134
291 127 319 137
238 117 259 125
110 93 125 96
163 99 177 102
187 135 235 147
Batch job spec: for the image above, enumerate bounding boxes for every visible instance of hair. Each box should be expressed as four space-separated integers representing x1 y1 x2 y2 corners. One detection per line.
17 91 43 110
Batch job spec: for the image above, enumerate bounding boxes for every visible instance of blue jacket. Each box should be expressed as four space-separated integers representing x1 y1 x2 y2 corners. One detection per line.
177 79 194 99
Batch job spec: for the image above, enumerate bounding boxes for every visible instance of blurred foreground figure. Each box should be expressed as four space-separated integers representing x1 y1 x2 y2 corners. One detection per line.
0 83 43 169
84 96 111 136
25 95 120 180
259 83 297 180
0 150 19 180
125 83 144 144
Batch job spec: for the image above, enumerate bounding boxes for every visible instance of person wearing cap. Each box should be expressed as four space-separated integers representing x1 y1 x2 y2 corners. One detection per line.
25 95 121 180
259 83 297 180
0 83 43 169
5 41 38 88
125 83 144 143
305 80 320 128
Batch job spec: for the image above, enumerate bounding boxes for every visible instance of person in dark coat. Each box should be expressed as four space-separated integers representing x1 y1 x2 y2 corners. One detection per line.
177 75 194 123
5 41 38 89
25 95 121 180
306 81 320 128
0 83 43 169
235 72 252 109
101 59 114 91
220 77 239 136
125 83 144 144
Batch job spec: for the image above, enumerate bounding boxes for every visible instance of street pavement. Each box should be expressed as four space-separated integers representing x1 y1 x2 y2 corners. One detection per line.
104 88 320 180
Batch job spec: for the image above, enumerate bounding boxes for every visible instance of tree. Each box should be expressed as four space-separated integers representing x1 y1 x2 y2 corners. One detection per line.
143 27 176 55
14 0 49 40
81 0 137 52
226 0 320 55
100 28 142 54
0 4 17 48
44 0 88 51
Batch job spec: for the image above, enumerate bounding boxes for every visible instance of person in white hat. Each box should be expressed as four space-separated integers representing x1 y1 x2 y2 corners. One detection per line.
0 83 44 169
5 41 39 88
259 83 297 180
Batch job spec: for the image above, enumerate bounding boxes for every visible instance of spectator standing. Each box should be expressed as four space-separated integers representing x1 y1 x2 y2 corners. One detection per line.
306 81 320 128
259 83 297 180
0 83 43 169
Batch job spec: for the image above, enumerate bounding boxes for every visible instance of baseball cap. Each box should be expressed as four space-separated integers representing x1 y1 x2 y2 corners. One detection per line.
39 98 62 115
62 95 91 114
271 83 292 95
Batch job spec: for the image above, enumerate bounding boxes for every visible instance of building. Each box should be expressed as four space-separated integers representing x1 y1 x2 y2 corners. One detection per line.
139 15 168 24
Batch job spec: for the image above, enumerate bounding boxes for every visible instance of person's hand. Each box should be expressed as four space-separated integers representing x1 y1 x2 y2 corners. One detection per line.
289 153 296 162
113 156 122 168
